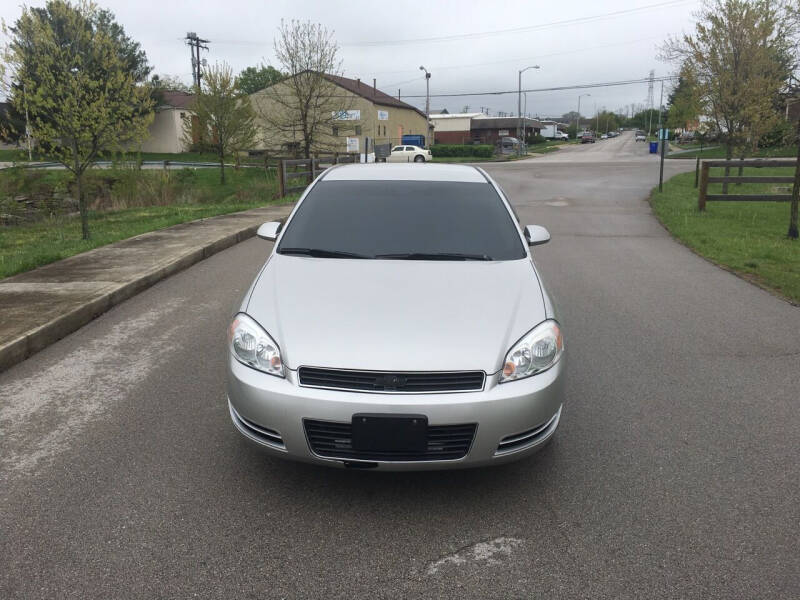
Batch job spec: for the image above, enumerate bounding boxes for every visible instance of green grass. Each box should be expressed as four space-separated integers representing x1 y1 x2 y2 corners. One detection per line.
669 145 796 160
0 167 293 279
527 144 562 154
0 148 268 165
650 169 799 303
431 155 498 163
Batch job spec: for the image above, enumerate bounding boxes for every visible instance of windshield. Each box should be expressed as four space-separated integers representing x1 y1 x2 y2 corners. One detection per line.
277 180 526 261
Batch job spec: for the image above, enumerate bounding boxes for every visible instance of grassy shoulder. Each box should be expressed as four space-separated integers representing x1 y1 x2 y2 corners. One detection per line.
430 155 498 163
1 167 290 279
0 148 268 165
668 144 795 159
650 169 799 303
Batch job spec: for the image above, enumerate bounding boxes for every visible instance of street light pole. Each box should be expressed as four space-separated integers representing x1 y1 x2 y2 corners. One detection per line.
517 65 539 156
419 66 431 147
577 93 590 138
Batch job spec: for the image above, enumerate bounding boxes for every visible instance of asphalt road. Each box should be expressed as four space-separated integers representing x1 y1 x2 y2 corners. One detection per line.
2 132 798 599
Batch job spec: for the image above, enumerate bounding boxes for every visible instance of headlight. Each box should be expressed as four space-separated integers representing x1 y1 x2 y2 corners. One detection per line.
499 320 564 383
227 313 284 377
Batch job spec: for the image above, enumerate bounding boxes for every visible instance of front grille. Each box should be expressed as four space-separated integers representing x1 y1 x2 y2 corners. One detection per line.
304 419 477 461
298 367 485 393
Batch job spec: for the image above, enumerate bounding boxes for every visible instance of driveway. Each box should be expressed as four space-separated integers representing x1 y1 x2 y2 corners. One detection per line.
1 132 798 599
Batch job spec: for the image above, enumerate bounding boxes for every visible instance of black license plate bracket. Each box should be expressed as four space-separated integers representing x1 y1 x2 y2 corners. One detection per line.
351 414 428 453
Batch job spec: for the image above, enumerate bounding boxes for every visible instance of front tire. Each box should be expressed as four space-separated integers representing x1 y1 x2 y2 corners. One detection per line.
414 155 425 163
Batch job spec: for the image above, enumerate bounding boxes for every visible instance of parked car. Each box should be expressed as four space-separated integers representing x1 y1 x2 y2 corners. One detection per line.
227 163 565 470
600 134 608 139
635 131 647 142
555 131 569 141
387 145 432 163
498 136 525 155
581 132 596 143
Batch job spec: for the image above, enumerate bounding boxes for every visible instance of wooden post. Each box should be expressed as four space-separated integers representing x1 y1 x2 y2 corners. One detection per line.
698 161 709 211
789 122 800 239
278 159 286 198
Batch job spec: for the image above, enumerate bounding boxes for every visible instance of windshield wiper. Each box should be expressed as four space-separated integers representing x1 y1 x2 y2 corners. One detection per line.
375 252 492 261
278 247 373 259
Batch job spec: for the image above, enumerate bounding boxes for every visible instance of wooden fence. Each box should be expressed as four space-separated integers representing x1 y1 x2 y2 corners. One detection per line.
698 159 796 211
277 153 359 198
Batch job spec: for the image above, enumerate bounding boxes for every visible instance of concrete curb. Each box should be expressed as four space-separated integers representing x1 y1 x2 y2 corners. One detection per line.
0 206 293 373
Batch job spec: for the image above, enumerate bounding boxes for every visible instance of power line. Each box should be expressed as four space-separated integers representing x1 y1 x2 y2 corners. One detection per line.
261 76 678 101
399 76 678 99
341 0 694 47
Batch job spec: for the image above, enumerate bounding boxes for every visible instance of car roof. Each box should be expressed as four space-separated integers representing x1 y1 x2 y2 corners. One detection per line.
323 163 488 183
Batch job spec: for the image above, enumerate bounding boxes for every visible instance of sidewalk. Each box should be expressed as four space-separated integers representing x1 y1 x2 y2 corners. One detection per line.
0 203 294 372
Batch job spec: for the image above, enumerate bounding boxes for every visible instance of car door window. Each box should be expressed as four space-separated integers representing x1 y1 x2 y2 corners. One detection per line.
392 146 403 152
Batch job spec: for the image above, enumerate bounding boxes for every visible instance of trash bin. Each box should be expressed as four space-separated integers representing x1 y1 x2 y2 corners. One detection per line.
649 141 658 154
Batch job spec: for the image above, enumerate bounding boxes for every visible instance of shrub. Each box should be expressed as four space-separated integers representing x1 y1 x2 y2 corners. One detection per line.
759 120 793 148
430 144 494 158
526 133 546 145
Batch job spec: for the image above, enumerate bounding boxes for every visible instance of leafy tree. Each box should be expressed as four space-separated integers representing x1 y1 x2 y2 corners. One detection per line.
0 101 27 145
626 108 664 133
561 111 580 124
4 0 154 239
151 73 191 93
666 66 703 131
184 62 257 184
149 74 192 108
236 64 284 95
255 20 355 158
593 109 622 133
661 0 796 189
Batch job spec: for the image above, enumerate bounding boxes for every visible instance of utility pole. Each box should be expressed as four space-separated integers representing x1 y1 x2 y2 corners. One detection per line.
577 93 590 137
595 102 598 132
185 32 210 89
517 65 539 156
419 66 431 147
658 80 666 191
646 69 655 136
23 83 32 161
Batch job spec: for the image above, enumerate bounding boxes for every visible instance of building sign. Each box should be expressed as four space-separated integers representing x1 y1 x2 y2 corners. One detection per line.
333 109 361 121
346 137 359 152
498 129 509 136
377 110 389 121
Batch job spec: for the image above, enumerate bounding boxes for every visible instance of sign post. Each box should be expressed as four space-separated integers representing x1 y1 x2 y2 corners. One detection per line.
659 128 668 192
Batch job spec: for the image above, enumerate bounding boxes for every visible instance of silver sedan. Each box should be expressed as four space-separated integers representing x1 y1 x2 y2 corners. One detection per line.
226 163 565 470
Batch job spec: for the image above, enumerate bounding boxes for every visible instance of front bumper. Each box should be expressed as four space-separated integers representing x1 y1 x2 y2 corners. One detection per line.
226 355 565 470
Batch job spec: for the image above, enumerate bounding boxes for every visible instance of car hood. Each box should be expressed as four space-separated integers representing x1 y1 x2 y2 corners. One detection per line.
245 255 546 373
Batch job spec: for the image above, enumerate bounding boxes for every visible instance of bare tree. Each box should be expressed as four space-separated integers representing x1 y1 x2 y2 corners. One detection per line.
256 20 354 158
184 62 257 183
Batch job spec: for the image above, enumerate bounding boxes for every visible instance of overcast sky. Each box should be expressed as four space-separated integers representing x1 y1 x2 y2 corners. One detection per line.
1 0 701 118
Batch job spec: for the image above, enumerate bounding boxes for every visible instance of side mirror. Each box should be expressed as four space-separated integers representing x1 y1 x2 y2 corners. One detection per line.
256 221 282 241
524 225 550 246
